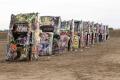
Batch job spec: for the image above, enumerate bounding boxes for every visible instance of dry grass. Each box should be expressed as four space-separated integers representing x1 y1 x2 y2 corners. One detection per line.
0 32 7 40
109 29 120 37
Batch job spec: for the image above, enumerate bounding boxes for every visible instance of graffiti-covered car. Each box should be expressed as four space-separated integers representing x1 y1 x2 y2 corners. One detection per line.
39 16 61 55
6 13 40 61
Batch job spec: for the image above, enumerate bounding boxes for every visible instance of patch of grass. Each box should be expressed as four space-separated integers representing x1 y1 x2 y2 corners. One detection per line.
109 29 120 37
0 32 7 40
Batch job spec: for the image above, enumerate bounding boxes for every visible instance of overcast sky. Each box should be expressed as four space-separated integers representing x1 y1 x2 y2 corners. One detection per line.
0 0 120 30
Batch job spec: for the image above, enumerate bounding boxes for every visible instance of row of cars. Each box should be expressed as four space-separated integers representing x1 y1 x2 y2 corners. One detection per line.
6 13 109 61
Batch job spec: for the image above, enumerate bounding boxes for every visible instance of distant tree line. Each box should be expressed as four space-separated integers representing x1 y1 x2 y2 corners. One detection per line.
109 28 114 31
0 30 8 40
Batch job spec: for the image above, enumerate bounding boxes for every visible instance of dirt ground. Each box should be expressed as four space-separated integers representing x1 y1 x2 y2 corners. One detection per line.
0 37 120 80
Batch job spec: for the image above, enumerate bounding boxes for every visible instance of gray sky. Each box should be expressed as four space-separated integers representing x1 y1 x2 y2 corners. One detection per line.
0 0 120 30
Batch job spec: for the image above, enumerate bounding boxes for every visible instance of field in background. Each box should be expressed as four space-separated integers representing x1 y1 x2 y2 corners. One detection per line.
109 29 120 37
0 32 7 41
0 29 120 41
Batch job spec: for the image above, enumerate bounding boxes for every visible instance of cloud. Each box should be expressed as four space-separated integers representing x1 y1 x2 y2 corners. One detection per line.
0 0 120 29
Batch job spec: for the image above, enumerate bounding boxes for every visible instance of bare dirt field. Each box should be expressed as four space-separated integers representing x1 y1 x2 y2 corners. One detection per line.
0 37 120 80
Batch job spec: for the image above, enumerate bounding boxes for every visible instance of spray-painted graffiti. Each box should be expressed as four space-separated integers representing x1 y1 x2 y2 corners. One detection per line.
6 13 109 61
37 32 53 56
